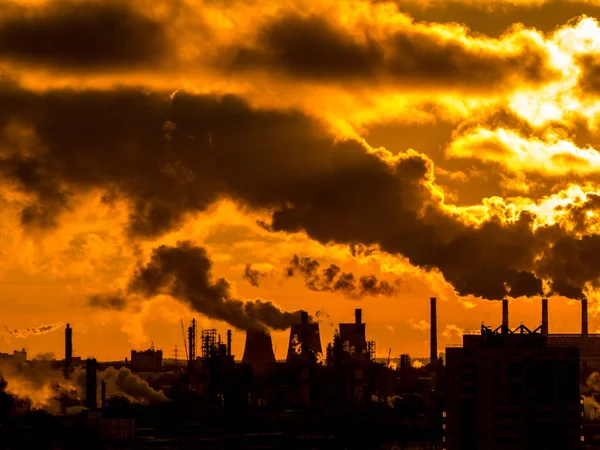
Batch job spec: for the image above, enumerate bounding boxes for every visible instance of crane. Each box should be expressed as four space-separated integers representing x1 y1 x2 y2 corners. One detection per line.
180 319 189 361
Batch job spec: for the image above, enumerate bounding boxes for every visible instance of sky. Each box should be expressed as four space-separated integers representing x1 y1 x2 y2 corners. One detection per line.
2 0 600 361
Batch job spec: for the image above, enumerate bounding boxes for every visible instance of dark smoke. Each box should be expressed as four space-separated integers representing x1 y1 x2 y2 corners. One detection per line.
90 241 303 331
243 264 266 287
284 255 406 299
0 84 597 301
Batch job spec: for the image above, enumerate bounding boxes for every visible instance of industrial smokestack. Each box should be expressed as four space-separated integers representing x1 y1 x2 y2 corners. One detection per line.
85 358 98 410
541 298 548 336
226 330 232 357
582 298 589 338
430 297 437 366
65 324 72 368
242 330 276 372
355 308 362 325
502 299 509 334
101 380 106 409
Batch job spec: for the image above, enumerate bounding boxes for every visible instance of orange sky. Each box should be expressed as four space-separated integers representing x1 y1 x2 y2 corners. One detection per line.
2 0 600 361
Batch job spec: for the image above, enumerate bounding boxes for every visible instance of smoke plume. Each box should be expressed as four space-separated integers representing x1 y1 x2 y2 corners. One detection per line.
0 357 169 415
90 241 303 331
284 255 405 299
243 264 267 287
4 323 61 339
100 367 169 404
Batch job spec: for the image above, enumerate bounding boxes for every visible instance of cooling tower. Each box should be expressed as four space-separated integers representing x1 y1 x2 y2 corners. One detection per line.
286 311 323 362
242 330 276 372
339 308 367 354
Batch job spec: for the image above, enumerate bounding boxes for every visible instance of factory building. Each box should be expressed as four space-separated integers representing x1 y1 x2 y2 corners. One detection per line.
0 349 27 364
445 300 583 450
130 348 163 372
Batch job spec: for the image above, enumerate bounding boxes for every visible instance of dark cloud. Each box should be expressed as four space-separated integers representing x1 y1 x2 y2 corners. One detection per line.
390 0 600 37
1 83 598 300
90 241 303 331
0 0 170 70
284 255 406 298
224 13 555 90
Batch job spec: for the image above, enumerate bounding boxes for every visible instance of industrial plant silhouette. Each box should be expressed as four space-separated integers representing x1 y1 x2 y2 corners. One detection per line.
0 299 598 449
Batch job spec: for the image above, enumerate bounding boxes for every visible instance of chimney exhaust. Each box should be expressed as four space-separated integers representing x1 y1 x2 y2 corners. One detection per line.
541 298 548 336
226 330 232 357
502 299 509 334
355 309 362 325
430 297 437 367
582 298 589 337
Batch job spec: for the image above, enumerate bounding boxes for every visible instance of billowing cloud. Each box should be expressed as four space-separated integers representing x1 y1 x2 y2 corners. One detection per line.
0 0 171 70
224 12 555 91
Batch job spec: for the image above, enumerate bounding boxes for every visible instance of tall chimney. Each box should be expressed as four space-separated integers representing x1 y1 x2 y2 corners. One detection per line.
430 297 437 366
355 309 362 325
65 324 72 368
582 298 589 337
226 330 232 357
541 298 548 336
301 310 309 325
85 358 98 410
502 299 509 334
101 380 106 409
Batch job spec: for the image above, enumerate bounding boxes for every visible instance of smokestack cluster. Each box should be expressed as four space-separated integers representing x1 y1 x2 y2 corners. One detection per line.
582 298 589 338
430 298 437 366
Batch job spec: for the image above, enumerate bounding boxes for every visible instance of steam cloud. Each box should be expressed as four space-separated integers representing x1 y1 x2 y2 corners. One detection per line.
0 358 168 415
284 255 406 299
4 323 61 339
90 241 303 331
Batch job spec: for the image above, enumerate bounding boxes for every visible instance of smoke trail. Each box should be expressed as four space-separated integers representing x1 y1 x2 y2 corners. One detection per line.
4 323 61 339
284 255 406 299
90 241 304 331
243 264 266 287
